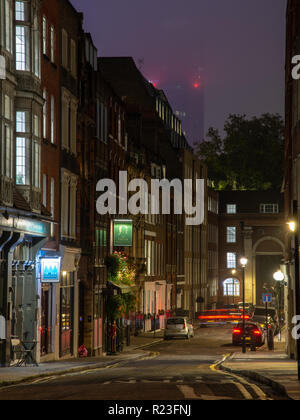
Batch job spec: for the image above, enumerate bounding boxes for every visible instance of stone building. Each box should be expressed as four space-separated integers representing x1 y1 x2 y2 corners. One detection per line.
0 0 51 366
283 0 300 358
218 191 285 308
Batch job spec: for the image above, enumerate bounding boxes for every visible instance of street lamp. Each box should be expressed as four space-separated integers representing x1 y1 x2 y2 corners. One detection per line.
287 216 300 380
273 270 285 343
240 257 248 354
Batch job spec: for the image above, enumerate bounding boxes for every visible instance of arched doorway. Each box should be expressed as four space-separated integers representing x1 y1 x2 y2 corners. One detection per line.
223 278 240 305
253 237 284 305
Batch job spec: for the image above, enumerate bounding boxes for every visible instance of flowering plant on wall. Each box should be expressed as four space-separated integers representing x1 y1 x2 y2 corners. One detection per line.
105 251 136 287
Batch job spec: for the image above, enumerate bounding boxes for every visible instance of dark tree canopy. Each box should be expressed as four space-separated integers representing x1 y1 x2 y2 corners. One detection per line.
194 113 284 191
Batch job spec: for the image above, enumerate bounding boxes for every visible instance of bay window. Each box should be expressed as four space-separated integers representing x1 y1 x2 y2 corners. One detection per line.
15 111 29 185
3 0 12 53
33 141 40 188
16 136 28 185
15 25 29 70
1 93 13 179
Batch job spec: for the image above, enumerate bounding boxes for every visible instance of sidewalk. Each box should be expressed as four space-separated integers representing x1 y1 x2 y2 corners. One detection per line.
220 334 300 400
0 330 164 387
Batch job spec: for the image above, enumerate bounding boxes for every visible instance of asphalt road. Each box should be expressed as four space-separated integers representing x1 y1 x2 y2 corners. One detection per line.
0 326 288 401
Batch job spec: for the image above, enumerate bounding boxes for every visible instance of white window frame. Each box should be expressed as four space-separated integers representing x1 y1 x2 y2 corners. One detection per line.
226 204 236 214
226 252 237 269
223 278 240 297
226 226 236 243
259 203 279 214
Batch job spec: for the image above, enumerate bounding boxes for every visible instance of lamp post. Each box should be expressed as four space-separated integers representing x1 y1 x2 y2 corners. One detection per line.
240 257 248 354
287 217 300 380
273 270 285 343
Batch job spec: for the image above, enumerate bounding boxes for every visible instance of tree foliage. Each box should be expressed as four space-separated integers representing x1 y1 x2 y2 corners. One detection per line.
194 113 284 190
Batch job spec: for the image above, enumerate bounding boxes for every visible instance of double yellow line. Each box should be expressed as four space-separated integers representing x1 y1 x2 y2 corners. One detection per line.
209 354 269 400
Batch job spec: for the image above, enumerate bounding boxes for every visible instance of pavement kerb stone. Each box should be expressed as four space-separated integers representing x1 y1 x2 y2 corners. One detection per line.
218 354 292 400
0 351 152 389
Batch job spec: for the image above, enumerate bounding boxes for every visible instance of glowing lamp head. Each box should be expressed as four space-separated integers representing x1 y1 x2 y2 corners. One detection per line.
287 221 296 232
273 270 285 282
193 82 200 89
240 257 248 268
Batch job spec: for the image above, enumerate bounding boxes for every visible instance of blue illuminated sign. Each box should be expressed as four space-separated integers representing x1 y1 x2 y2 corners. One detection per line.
41 258 61 283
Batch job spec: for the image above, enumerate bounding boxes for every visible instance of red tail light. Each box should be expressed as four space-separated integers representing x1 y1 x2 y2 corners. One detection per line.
253 329 261 335
233 329 242 334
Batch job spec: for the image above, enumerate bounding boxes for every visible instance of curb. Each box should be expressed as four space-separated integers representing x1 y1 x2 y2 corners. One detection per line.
0 351 151 389
219 359 292 400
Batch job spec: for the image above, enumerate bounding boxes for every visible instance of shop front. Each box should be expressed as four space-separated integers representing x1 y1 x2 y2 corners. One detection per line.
0 215 50 366
59 246 81 359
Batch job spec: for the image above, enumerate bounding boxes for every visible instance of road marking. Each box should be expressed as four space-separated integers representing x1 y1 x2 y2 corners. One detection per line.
30 376 57 384
210 353 270 400
177 385 201 400
199 394 233 400
140 351 160 361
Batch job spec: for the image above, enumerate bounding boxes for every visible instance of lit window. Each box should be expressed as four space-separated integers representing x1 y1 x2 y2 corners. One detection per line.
226 252 236 269
50 26 55 62
16 137 26 184
42 16 47 55
227 204 236 214
223 278 240 297
260 204 279 214
15 1 25 21
15 25 27 70
16 110 27 132
226 227 236 243
50 95 55 143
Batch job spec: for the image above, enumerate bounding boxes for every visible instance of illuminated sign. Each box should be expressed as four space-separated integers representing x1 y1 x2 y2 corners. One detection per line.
113 220 133 247
41 258 61 283
0 215 49 236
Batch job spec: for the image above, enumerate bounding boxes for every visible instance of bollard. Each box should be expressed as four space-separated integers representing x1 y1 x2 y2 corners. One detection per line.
250 336 256 352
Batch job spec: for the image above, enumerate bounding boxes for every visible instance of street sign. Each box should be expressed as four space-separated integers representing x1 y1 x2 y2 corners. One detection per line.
262 293 272 303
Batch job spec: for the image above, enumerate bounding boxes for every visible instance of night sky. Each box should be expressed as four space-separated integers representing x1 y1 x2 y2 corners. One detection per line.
71 0 286 144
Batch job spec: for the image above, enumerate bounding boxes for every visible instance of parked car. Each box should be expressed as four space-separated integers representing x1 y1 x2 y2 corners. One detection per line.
252 306 279 336
232 322 265 347
164 317 193 340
